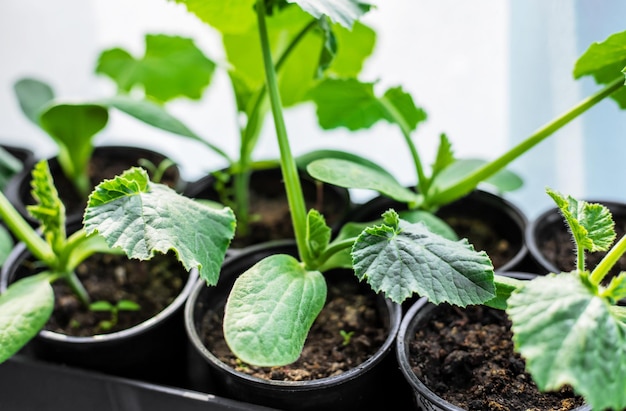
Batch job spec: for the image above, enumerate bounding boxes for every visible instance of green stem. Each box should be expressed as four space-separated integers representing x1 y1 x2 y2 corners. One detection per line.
64 270 91 306
316 238 355 264
233 18 319 237
590 234 626 285
429 77 624 207
0 191 55 266
378 95 426 202
576 242 586 273
256 1 310 265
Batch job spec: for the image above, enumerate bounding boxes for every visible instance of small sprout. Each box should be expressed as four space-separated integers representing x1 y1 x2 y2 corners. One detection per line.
339 330 354 346
89 299 140 332
137 158 176 184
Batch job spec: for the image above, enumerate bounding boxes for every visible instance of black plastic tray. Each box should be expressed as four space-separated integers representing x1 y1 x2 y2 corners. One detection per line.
0 354 277 411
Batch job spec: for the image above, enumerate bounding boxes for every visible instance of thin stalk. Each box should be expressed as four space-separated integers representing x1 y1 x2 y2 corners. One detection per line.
590 234 626 285
429 77 624 207
0 191 55 266
256 1 310 265
64 270 91 306
378 95 427 199
233 18 318 237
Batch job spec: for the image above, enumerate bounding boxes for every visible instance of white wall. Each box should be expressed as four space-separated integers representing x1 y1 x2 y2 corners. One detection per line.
1 0 624 219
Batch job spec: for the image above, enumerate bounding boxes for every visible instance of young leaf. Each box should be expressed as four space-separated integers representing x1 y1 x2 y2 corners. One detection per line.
0 274 55 364
38 102 109 196
27 160 66 253
430 134 455 181
286 0 371 29
306 209 331 260
573 30 626 109
223 254 327 366
83 167 236 286
13 78 55 125
507 273 626 411
0 226 13 266
96 34 216 103
308 79 427 132
307 158 420 204
547 188 615 253
352 210 495 305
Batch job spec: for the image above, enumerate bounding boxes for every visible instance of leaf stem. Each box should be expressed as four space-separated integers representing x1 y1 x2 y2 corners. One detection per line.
590 234 626 285
64 270 91 306
256 1 310 265
0 191 55 266
378 95 427 201
429 76 625 207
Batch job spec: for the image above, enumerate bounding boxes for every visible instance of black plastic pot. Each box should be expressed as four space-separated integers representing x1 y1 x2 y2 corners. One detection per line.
0 355 276 411
348 189 530 273
396 272 590 411
0 239 198 387
526 199 626 276
4 145 186 226
183 167 352 252
184 240 409 411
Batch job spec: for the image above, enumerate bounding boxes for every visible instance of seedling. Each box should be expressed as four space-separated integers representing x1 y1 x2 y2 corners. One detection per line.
0 160 236 364
90 299 141 331
339 330 354 347
504 189 626 411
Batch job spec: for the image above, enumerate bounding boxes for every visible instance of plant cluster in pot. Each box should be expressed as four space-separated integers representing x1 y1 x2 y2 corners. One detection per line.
0 160 236 387
92 6 376 248
396 188 626 411
43 2 543 410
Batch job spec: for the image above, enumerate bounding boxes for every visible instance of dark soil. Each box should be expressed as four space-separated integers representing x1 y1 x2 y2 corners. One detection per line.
536 213 626 281
443 215 515 270
16 252 187 336
199 276 388 381
409 304 585 411
187 170 349 249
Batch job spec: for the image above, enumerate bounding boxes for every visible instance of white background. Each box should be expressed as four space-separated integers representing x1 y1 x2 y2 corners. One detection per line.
1 0 625 219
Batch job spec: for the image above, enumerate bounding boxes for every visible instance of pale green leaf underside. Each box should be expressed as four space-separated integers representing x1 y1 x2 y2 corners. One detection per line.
0 274 54 364
83 168 236 285
224 254 327 366
287 0 370 29
507 273 626 411
307 158 419 204
352 220 495 305
431 159 523 194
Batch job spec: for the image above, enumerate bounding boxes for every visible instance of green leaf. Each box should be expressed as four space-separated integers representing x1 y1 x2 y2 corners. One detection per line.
507 273 626 411
27 160 66 252
431 159 524 194
315 18 337 78
397 210 457 241
224 254 327 366
170 0 257 34
117 300 140 311
38 102 108 195
547 188 615 253
325 21 375 78
380 86 428 132
602 271 626 302
574 30 626 109
0 147 24 191
307 158 420 204
352 212 495 305
96 34 216 103
430 134 455 180
83 167 236 285
306 209 331 260
0 274 55 364
286 0 371 29
89 301 114 311
100 95 205 143
13 78 55 125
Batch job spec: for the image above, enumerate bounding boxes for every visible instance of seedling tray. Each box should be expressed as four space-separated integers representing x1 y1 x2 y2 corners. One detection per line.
0 354 277 411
